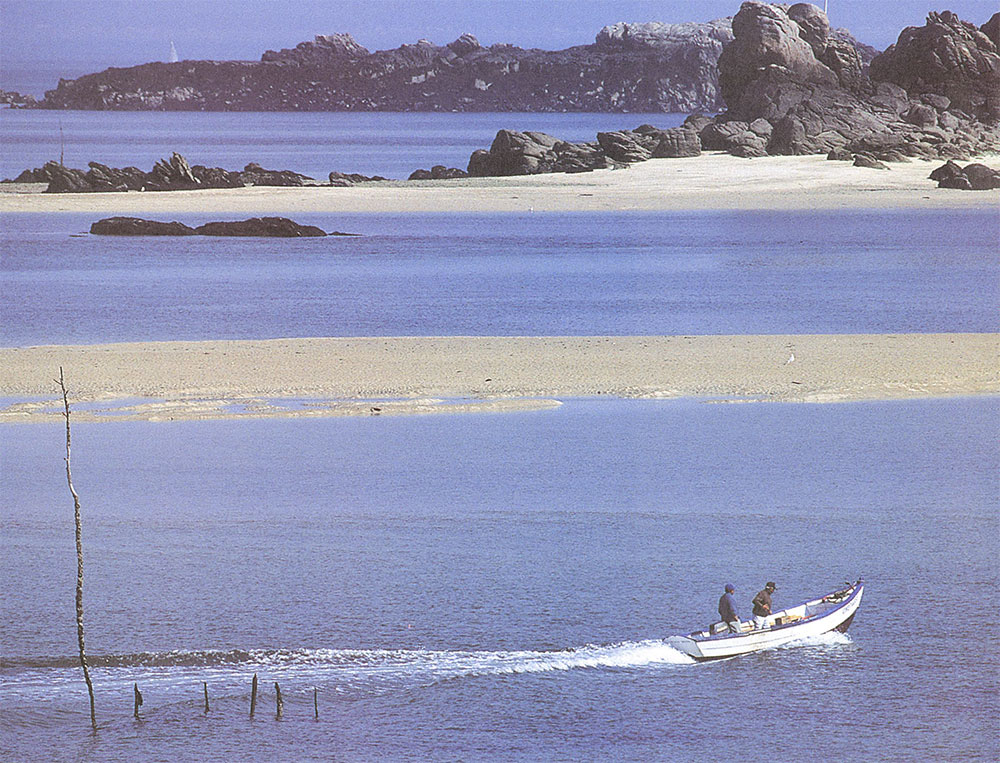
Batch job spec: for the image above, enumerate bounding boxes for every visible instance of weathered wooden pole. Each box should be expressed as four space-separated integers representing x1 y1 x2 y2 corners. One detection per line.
58 368 97 730
274 682 283 719
133 683 143 719
203 682 210 713
313 688 318 719
250 674 258 717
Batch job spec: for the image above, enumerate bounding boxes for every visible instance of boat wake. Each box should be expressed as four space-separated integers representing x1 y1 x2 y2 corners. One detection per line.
1 640 695 700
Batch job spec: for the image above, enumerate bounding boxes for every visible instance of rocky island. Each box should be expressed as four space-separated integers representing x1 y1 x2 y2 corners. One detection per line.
32 16 873 114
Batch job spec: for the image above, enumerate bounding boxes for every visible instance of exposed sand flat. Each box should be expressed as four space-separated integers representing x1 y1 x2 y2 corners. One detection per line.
1 334 997 423
2 154 997 214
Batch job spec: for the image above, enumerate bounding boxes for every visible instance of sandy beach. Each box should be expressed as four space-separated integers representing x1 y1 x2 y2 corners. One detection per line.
2 153 997 214
1 334 996 422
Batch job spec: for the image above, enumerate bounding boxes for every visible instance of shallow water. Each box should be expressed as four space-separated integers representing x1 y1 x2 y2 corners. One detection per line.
2 208 998 346
1 398 998 761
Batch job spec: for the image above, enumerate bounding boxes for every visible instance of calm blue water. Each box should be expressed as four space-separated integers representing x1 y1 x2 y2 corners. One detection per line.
0 110 685 180
1 398 998 761
2 209 998 346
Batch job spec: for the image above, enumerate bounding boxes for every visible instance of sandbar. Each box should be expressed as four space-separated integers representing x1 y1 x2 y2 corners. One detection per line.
2 154 997 215
1 334 996 423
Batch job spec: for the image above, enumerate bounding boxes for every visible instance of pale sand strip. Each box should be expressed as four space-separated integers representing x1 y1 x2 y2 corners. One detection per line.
2 154 997 214
1 335 997 423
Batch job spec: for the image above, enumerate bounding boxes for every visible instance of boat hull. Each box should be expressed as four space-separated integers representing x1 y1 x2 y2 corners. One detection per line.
668 581 863 661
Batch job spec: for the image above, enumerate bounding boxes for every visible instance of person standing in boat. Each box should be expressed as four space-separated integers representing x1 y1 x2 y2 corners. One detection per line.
752 581 777 629
718 584 740 633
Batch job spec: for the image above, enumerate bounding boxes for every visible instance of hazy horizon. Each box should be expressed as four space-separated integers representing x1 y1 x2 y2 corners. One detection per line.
2 0 997 96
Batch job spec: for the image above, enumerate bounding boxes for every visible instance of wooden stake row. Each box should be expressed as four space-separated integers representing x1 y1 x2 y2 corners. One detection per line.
128 674 320 721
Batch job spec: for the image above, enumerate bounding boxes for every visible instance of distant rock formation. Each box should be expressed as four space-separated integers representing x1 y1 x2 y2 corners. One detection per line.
0 89 37 107
90 216 331 236
31 17 873 114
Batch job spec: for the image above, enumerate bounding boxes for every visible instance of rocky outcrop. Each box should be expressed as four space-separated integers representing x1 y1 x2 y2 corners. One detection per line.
704 2 999 160
930 160 1000 190
869 11 1000 121
7 152 369 192
195 217 328 237
466 130 609 176
328 171 389 186
241 163 315 186
33 15 880 114
90 217 197 235
89 216 332 236
460 122 709 177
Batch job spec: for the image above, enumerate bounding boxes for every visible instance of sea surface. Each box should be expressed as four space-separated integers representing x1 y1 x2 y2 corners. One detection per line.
0 110 686 181
2 209 998 346
1 112 998 761
2 398 998 761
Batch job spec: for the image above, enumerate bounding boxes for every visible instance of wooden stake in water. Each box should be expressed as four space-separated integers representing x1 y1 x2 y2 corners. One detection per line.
250 674 258 718
58 368 97 731
314 688 318 719
275 682 283 719
133 683 143 719
203 682 210 713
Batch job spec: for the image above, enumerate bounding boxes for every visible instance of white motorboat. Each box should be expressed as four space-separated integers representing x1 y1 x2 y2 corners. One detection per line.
667 580 863 661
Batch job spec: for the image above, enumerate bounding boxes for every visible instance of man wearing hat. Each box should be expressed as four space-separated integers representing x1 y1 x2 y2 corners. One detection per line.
752 582 777 629
718 583 740 633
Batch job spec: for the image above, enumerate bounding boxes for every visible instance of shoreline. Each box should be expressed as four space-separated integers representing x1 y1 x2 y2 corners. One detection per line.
2 154 998 214
1 334 997 423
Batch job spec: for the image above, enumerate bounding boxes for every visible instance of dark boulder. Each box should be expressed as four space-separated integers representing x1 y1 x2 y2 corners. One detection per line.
929 159 965 182
242 162 314 186
90 217 197 235
700 121 768 157
44 162 93 193
596 131 656 163
961 163 1000 190
194 217 327 237
408 165 469 180
85 162 146 192
192 165 245 188
826 147 853 161
3 166 51 183
327 171 388 186
651 127 702 158
145 152 200 190
853 154 889 170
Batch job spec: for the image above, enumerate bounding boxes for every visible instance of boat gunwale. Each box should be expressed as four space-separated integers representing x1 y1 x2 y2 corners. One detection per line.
683 580 864 644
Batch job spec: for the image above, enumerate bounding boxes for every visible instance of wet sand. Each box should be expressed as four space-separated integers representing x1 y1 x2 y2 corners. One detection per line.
2 154 997 215
1 334 997 423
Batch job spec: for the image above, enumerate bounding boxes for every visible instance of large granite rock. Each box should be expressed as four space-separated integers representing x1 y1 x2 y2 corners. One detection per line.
90 217 197 235
869 11 1000 121
705 2 999 160
194 217 328 237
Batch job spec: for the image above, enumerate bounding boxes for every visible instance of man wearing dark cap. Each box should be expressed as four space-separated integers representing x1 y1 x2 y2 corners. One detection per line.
752 582 777 629
718 583 740 633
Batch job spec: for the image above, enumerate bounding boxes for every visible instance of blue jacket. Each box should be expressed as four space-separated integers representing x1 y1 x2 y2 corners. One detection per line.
718 592 738 622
